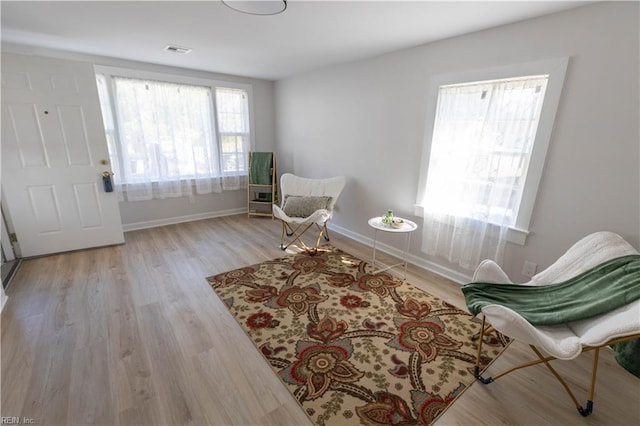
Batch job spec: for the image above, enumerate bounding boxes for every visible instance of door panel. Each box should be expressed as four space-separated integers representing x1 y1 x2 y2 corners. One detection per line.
72 183 103 228
50 73 79 92
6 103 49 167
27 185 63 234
2 54 124 257
1 70 31 90
58 105 93 166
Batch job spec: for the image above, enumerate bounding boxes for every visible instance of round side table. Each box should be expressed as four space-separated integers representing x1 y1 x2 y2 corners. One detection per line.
367 216 418 280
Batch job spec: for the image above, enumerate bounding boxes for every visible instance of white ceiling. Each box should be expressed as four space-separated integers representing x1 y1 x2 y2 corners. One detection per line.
1 0 592 81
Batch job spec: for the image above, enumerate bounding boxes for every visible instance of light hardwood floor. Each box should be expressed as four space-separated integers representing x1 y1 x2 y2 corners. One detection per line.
1 214 639 425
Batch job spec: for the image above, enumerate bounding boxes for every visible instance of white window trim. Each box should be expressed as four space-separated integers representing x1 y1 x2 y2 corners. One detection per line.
416 57 569 245
94 64 256 161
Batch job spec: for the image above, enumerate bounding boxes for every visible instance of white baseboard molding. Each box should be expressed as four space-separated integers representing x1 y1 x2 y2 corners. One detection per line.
328 223 472 285
123 208 247 232
122 212 472 284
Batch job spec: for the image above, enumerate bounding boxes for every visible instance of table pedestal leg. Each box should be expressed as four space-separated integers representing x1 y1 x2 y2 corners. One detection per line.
402 232 411 280
370 229 411 280
372 229 378 269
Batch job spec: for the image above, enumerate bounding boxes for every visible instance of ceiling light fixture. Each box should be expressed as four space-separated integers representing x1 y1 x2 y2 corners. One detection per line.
222 0 287 16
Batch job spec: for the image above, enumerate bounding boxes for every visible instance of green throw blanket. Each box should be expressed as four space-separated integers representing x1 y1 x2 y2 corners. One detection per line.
612 339 640 377
250 152 274 201
462 254 640 377
462 254 640 324
250 152 273 185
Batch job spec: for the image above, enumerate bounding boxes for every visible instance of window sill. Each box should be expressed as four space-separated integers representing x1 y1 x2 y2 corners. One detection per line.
507 226 529 245
115 174 248 186
414 204 530 246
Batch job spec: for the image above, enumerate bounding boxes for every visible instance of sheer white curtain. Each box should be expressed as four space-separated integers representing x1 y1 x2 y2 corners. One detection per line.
96 75 249 201
417 76 548 270
215 87 250 191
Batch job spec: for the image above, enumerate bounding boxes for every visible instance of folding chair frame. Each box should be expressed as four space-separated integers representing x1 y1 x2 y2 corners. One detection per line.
473 315 640 417
279 220 330 255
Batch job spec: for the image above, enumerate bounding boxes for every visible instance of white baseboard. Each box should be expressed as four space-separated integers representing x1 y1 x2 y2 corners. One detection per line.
122 208 247 232
122 211 472 284
328 223 472 284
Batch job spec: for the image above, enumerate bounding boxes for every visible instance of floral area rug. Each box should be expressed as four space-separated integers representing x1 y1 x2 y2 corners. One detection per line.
206 247 509 425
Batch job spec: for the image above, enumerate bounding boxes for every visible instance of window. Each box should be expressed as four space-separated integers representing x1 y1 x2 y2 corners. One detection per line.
216 87 251 175
95 67 252 201
423 75 548 225
416 58 568 269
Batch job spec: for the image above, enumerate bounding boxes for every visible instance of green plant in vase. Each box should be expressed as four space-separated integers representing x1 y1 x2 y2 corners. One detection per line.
382 210 394 226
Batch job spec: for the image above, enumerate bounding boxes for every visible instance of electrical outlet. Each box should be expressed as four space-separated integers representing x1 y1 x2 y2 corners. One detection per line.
522 261 537 278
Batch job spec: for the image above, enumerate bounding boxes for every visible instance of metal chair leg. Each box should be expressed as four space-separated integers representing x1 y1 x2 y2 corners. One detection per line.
321 223 330 241
278 221 317 253
579 347 599 417
530 345 585 414
280 222 287 250
473 315 495 384
473 327 638 417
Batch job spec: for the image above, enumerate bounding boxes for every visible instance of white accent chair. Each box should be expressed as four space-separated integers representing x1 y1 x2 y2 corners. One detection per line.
272 173 346 254
470 231 640 416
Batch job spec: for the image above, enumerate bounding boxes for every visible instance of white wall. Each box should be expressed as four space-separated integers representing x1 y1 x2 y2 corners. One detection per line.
275 2 640 282
1 43 277 228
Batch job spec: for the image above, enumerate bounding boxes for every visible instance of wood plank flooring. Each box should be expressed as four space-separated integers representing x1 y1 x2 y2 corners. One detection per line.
2 214 639 425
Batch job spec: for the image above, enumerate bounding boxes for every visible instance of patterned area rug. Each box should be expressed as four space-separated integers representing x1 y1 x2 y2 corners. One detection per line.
206 247 508 425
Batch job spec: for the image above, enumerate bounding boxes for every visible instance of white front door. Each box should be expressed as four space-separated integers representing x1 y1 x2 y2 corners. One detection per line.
1 53 124 257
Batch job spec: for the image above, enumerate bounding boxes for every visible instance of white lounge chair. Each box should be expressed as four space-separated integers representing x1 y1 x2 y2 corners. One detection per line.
272 173 346 254
467 231 640 416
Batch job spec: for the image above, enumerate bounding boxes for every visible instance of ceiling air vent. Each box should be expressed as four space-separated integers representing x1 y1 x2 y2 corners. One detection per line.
164 44 192 54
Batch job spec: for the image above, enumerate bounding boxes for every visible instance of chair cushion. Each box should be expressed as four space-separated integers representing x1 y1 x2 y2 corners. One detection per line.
282 196 332 218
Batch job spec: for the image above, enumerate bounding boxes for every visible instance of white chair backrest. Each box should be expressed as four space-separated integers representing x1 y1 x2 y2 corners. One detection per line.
530 231 638 286
280 173 346 211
